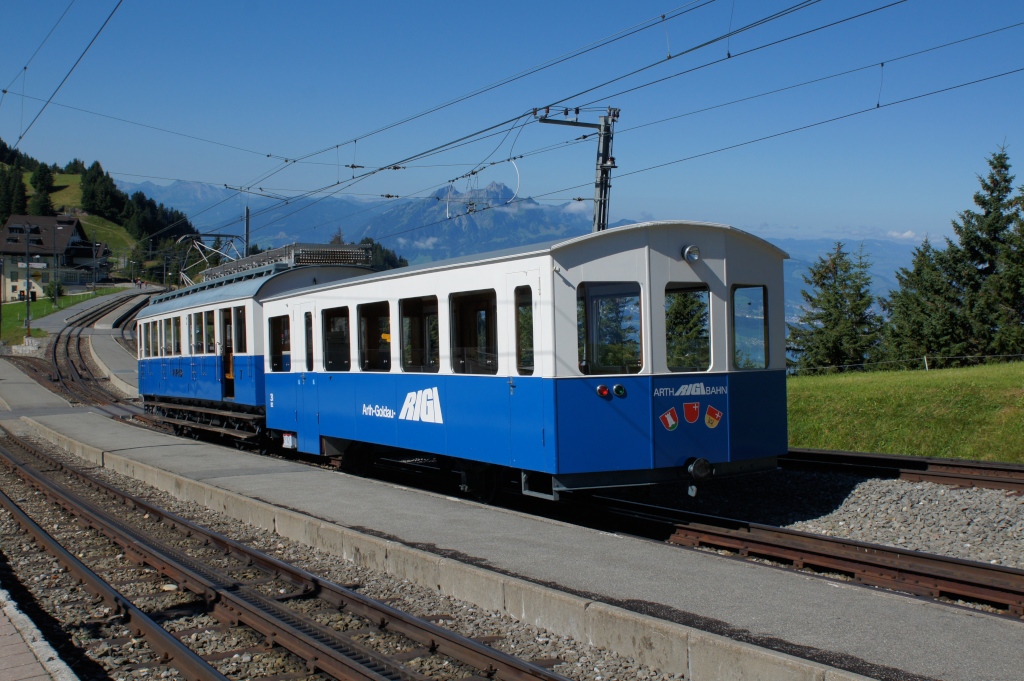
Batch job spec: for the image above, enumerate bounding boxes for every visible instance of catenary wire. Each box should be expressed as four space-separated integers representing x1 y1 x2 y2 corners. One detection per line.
232 0 826 193
187 0 894 244
222 0 911 236
365 65 1024 244
13 0 123 150
0 0 77 115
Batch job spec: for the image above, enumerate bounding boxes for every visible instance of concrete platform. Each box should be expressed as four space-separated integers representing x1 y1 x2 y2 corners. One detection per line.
86 331 138 396
0 361 1020 680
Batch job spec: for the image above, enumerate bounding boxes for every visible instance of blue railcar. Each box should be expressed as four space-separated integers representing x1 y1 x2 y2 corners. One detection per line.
139 222 788 498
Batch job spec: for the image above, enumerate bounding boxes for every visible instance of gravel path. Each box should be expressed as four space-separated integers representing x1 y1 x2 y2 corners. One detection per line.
0 433 683 681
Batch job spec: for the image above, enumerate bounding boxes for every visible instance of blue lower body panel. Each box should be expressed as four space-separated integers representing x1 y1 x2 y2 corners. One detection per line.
266 370 787 477
140 355 264 406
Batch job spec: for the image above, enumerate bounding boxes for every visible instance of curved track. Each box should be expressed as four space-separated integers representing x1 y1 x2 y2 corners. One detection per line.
0 426 569 681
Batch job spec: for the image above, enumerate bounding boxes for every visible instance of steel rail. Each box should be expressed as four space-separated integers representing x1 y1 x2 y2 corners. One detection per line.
598 496 1024 618
0 427 569 681
781 448 1024 494
0 485 230 681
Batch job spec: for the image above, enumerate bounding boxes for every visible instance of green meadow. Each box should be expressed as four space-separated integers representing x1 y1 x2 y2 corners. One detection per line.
788 363 1024 463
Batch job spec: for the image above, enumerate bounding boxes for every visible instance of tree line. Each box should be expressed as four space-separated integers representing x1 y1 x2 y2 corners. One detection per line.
789 147 1024 372
0 137 196 244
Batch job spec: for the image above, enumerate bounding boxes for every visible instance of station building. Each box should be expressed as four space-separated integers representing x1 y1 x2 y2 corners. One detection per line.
0 215 111 302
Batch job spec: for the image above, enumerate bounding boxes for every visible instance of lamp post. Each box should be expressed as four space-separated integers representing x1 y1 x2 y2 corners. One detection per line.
24 228 32 338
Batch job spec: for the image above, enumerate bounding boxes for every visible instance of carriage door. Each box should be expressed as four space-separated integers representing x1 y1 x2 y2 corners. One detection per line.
297 303 321 453
220 308 234 399
506 271 546 469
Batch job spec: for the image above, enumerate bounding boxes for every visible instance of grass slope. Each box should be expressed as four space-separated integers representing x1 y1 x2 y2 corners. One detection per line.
80 215 135 261
788 363 1024 463
21 172 83 209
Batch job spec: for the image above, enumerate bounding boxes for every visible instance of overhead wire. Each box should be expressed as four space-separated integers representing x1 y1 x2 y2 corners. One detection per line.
230 0 824 194
280 0 721 164
0 0 77 115
215 0 830 237
13 0 123 150
365 65 1024 244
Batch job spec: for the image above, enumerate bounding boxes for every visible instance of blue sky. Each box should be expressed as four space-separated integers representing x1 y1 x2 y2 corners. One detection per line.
1 0 1022 244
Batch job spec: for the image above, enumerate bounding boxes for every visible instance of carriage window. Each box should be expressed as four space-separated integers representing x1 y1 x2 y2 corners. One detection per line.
733 285 768 369
401 296 439 373
577 282 642 375
450 290 497 375
322 307 350 371
358 302 391 372
515 286 534 376
665 284 710 372
150 322 158 358
192 312 204 354
172 317 182 355
142 323 151 358
304 311 314 372
205 310 216 353
162 318 172 356
269 315 291 372
233 307 247 353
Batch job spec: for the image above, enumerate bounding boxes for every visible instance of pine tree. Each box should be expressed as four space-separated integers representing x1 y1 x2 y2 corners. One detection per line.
29 164 54 193
949 148 1020 356
27 189 54 216
787 242 881 371
0 166 11 224
9 169 27 215
881 239 967 366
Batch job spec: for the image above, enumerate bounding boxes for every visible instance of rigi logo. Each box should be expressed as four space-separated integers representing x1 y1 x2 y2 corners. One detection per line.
399 387 444 424
653 382 728 397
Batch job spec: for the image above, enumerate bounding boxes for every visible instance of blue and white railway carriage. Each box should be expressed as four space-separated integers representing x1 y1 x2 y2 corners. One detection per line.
262 221 788 495
137 265 367 416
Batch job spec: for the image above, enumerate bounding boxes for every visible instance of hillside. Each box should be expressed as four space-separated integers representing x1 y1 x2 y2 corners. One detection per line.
788 363 1024 462
22 171 84 210
14 170 136 270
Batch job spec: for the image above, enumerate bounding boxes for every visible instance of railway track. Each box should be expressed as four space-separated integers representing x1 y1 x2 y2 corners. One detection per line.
0 426 570 681
780 448 1024 494
591 495 1024 619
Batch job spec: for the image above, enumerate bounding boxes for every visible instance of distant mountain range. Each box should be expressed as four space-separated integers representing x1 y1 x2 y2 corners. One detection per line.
117 179 921 320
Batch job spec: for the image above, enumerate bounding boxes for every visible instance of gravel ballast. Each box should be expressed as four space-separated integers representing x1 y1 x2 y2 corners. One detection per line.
0 433 683 681
631 469 1024 569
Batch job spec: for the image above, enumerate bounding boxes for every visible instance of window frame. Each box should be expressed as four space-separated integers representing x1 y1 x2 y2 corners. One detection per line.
322 306 351 372
304 311 314 372
400 295 440 373
514 285 534 376
663 283 711 373
576 281 644 376
449 289 498 375
358 301 392 372
268 314 291 372
731 284 769 370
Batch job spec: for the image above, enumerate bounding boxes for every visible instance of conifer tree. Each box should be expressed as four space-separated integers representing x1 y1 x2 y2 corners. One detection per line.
788 242 880 371
9 169 27 215
948 148 1020 356
0 166 11 224
27 189 55 216
29 165 54 194
882 239 966 365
